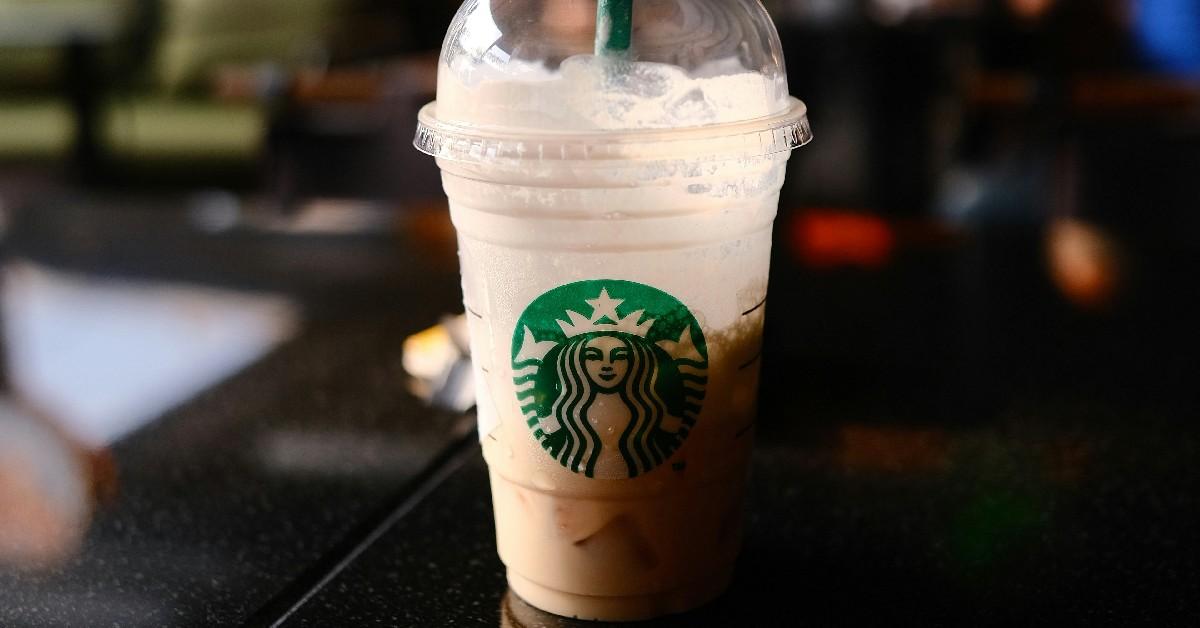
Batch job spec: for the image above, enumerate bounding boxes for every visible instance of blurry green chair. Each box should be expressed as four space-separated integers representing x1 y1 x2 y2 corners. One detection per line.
0 0 136 89
104 0 345 172
154 0 341 94
0 0 138 159
1 0 346 174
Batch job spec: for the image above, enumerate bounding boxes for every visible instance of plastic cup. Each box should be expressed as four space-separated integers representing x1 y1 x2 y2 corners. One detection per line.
415 0 811 621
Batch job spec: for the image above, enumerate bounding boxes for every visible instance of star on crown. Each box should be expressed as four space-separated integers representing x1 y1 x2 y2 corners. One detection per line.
557 288 654 339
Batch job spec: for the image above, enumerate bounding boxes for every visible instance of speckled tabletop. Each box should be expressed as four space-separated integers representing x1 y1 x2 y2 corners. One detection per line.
2 202 1198 627
275 389 1200 627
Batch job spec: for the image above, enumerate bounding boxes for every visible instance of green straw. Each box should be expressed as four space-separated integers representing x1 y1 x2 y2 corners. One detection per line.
595 0 634 57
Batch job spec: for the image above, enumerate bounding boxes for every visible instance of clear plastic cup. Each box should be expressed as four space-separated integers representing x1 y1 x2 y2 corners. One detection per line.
415 0 811 620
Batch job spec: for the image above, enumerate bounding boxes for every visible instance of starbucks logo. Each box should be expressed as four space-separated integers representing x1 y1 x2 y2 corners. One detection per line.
511 280 708 479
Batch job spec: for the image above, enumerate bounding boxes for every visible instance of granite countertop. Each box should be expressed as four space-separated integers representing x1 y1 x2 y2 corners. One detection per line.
1 196 1197 626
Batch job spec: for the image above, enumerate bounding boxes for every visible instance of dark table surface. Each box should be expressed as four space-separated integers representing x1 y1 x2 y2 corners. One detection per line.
1 191 1198 627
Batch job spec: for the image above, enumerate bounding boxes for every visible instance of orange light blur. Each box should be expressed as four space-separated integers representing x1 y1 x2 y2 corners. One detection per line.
791 210 896 269
1046 217 1121 309
838 424 952 473
1008 0 1056 21
407 199 459 267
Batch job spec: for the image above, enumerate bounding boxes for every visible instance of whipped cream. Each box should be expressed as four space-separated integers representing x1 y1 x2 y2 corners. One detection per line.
437 54 789 132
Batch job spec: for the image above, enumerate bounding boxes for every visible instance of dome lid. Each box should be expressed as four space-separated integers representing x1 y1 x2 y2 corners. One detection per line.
415 0 811 165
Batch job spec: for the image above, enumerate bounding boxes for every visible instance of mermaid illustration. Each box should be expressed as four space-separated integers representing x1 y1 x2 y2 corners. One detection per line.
513 284 708 479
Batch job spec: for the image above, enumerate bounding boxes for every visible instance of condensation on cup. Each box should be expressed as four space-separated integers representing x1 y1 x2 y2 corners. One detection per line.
415 0 812 621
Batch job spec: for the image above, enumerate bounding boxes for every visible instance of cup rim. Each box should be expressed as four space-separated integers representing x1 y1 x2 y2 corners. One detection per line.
414 98 812 166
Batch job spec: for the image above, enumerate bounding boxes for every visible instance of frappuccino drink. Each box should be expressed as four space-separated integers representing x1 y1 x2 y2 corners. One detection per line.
415 0 811 620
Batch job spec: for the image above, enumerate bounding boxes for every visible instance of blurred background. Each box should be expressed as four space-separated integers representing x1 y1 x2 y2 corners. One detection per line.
1 0 1199 625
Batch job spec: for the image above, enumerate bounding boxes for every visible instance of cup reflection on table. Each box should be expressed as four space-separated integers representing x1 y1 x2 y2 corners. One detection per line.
0 400 98 570
501 588 595 628
500 588 708 628
0 276 109 572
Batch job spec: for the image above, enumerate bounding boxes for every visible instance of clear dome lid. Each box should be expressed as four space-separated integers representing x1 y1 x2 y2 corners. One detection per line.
415 0 811 165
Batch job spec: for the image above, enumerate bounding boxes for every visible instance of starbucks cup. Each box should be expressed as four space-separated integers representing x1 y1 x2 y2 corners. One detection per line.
415 0 811 621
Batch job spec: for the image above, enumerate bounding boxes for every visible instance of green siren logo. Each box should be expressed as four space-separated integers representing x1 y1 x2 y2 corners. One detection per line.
511 280 708 479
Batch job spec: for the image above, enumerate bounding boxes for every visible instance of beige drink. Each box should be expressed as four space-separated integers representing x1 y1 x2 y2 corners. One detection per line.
452 163 780 619
415 0 811 620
